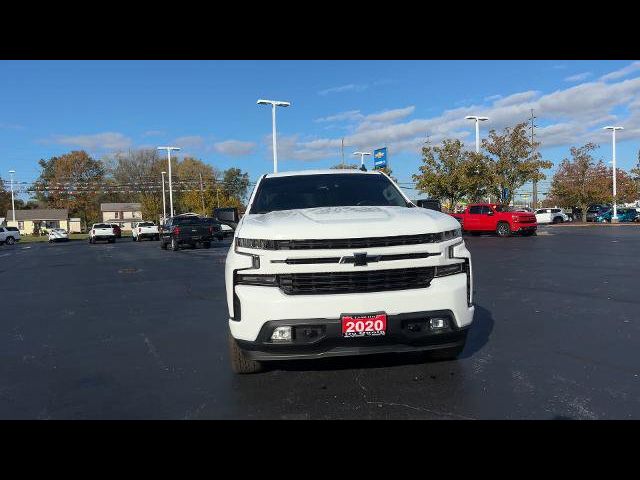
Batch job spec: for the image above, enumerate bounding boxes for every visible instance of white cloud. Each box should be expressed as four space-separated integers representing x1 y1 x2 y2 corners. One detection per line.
318 83 368 95
52 132 133 151
214 140 257 156
142 130 164 137
564 72 592 82
172 135 205 150
274 75 640 163
484 94 502 102
600 61 640 81
315 110 363 123
364 106 415 123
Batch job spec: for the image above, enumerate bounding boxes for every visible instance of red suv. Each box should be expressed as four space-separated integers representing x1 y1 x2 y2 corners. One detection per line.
450 203 537 237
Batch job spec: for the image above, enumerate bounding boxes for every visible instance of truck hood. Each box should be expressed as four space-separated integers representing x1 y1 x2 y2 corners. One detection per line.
238 206 460 240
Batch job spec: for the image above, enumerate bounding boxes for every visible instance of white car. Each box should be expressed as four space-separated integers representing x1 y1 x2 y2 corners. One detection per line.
89 223 116 244
132 221 160 241
48 228 69 242
535 208 569 224
225 169 474 373
0 226 21 245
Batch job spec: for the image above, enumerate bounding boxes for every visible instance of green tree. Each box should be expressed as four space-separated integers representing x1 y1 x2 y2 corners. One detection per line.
331 163 359 169
35 151 106 226
413 139 484 210
548 143 610 222
482 122 552 205
0 177 12 216
221 167 250 200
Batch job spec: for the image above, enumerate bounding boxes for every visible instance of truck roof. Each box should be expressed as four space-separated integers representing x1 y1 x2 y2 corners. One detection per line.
264 169 381 179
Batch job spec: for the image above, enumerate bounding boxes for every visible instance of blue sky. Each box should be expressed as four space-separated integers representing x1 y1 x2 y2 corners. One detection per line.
2 60 640 201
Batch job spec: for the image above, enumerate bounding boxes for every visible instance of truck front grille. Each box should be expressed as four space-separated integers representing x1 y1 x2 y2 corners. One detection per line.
277 267 436 295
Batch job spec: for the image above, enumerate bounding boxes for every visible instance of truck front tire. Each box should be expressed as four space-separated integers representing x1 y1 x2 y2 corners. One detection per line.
228 333 263 374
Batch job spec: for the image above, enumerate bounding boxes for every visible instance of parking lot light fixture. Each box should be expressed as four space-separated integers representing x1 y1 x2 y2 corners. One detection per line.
257 99 291 174
465 116 489 153
353 151 371 170
161 171 167 222
157 147 180 217
603 126 623 222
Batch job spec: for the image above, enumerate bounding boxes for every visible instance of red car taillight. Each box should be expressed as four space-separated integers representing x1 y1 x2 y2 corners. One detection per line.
173 226 180 235
208 226 213 235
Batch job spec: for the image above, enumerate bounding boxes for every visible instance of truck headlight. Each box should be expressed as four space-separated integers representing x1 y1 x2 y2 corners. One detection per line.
236 238 276 250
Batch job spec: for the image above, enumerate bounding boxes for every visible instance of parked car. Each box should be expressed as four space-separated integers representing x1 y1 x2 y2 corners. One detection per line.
596 207 638 223
535 208 570 224
586 204 611 222
0 226 21 245
110 224 122 238
89 223 116 244
226 169 473 373
160 214 216 251
199 217 225 241
449 203 537 237
48 228 69 242
132 221 159 241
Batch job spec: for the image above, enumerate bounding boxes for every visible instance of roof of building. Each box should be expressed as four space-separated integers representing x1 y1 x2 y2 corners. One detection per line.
7 209 69 220
100 203 142 212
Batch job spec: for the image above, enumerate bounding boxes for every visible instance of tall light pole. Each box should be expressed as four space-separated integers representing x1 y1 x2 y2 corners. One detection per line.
353 151 371 170
465 115 489 153
161 171 167 221
604 126 624 222
8 169 16 222
157 147 180 217
257 99 291 173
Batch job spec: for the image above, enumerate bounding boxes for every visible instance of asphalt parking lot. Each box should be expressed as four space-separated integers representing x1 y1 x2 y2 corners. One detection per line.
1 226 639 419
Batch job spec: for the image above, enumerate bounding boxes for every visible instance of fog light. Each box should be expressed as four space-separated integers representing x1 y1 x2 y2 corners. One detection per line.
271 326 292 342
429 318 448 330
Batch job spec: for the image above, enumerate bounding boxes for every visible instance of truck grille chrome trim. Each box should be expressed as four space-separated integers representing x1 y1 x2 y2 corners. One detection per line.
271 252 441 265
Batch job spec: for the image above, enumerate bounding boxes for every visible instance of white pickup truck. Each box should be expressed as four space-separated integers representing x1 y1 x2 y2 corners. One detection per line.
225 170 474 373
0 226 21 245
89 223 116 244
132 221 160 241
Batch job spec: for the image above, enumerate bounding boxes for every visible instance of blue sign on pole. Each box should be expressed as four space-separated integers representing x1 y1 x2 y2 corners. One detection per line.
373 147 387 169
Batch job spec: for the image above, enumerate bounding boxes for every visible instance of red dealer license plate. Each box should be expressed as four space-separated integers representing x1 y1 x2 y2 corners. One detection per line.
342 313 387 338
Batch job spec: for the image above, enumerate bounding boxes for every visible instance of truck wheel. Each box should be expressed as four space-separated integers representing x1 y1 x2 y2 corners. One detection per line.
89 237 94 244
427 344 465 361
132 236 137 241
160 240 167 250
171 238 179 251
228 333 263 374
203 241 211 249
155 235 160 241
5 237 15 245
496 222 511 237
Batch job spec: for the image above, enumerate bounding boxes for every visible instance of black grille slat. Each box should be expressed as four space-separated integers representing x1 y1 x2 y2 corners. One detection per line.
276 233 442 250
277 267 435 295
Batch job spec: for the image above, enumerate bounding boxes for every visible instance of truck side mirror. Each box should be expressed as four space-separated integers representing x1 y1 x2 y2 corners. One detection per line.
214 207 239 228
487 210 494 216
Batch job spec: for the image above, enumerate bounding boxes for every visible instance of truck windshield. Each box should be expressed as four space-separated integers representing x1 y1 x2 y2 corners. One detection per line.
173 216 202 225
138 222 154 227
250 174 409 214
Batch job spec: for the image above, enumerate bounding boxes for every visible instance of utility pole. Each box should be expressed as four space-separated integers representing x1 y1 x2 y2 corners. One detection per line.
530 109 538 209
199 172 206 216
161 171 167 222
9 170 16 222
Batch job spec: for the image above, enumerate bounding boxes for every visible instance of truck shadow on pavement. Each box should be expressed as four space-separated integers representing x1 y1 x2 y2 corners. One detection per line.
269 305 494 372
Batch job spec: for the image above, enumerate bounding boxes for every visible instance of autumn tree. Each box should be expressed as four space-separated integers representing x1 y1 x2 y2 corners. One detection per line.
606 168 638 204
482 122 552 205
548 143 610 222
413 139 488 209
0 177 12 216
35 151 105 226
